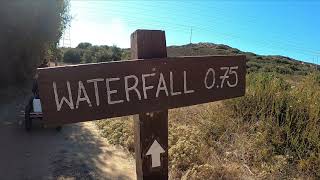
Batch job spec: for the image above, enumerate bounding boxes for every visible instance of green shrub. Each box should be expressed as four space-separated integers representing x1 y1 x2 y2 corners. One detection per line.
63 48 83 63
227 72 320 177
169 125 203 171
181 164 243 180
94 72 320 178
95 117 134 152
76 42 92 49
0 0 70 87
276 66 294 74
227 73 290 122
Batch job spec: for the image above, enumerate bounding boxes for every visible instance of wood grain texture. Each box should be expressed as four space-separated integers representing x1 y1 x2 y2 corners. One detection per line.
37 55 245 125
132 30 168 180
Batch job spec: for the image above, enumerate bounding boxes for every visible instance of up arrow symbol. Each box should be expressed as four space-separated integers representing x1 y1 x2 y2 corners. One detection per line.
146 140 165 168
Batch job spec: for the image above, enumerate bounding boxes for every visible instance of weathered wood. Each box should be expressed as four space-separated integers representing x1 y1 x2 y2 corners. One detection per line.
37 55 245 125
35 29 246 179
132 30 168 180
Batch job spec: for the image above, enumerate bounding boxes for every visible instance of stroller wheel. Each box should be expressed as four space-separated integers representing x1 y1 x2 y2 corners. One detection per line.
25 103 32 131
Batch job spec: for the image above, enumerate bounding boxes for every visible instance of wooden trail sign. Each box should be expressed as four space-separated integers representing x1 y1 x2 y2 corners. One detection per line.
37 29 246 180
37 55 246 125
132 30 169 180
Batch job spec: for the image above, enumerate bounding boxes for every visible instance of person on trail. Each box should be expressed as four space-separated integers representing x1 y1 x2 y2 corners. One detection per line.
25 58 62 131
32 58 49 98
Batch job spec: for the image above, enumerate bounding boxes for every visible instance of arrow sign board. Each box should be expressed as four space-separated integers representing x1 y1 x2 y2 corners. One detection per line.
37 55 246 125
146 140 165 168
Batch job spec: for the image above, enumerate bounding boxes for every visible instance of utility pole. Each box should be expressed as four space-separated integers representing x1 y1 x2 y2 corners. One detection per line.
312 57 316 71
62 26 71 48
189 27 193 56
189 26 193 44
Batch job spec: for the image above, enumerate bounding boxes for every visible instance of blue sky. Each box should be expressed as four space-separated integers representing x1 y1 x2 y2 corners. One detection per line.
63 0 320 63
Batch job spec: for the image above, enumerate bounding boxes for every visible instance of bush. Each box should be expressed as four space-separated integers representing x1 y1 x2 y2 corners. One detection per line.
62 44 124 64
76 42 92 49
227 72 320 177
95 117 134 152
95 48 112 62
181 164 243 180
110 45 122 61
81 50 96 63
275 66 294 74
63 48 82 63
227 73 290 122
169 125 203 171
94 72 320 179
0 0 70 87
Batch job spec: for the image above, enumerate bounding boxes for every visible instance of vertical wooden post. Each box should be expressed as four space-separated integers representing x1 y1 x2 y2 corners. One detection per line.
131 30 168 180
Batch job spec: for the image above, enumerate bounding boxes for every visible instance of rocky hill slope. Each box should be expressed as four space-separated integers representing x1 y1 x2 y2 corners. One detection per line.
166 43 316 75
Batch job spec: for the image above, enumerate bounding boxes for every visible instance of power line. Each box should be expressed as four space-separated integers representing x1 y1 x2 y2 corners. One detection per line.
70 3 318 62
75 5 320 57
92 1 320 52
76 9 319 59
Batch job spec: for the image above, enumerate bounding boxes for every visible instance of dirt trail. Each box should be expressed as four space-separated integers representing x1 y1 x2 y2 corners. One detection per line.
0 88 136 180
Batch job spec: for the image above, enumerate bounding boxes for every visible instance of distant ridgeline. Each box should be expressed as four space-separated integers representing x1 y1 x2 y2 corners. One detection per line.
63 42 317 75
167 43 317 75
122 43 315 75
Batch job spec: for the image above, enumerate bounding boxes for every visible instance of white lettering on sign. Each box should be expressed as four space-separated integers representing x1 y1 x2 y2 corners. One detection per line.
87 78 104 106
204 68 216 89
183 71 194 94
106 78 124 105
53 81 74 111
220 66 239 88
170 71 182 96
220 67 229 88
142 73 156 99
156 73 169 98
227 66 239 87
76 81 92 109
124 75 141 102
51 67 240 112
146 140 165 168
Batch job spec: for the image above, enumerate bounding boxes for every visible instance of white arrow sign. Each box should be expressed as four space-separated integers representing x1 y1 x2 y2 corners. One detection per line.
146 140 165 168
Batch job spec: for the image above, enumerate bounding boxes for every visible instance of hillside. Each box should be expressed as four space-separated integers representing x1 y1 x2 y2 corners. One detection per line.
94 43 320 179
166 43 316 75
62 42 318 76
115 42 317 76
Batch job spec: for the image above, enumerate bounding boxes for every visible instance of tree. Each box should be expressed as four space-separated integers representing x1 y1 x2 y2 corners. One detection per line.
63 48 82 63
121 49 131 60
110 45 122 61
96 49 112 62
77 42 92 49
61 44 123 64
81 50 97 63
0 0 71 87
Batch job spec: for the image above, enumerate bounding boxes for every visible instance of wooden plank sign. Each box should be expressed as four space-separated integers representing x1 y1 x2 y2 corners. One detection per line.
131 30 169 180
37 55 245 125
37 29 246 180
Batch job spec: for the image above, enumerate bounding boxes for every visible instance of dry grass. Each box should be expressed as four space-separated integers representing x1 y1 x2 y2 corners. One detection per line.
226 72 320 179
95 72 320 179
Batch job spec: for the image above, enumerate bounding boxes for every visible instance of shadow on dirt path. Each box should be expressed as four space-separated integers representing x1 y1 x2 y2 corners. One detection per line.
0 87 135 180
51 122 136 180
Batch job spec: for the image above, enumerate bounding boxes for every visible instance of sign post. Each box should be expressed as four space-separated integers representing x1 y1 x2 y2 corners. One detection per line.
37 29 246 180
131 30 169 180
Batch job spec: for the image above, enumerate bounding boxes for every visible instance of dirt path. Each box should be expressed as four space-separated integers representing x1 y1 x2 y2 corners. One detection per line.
0 88 136 180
